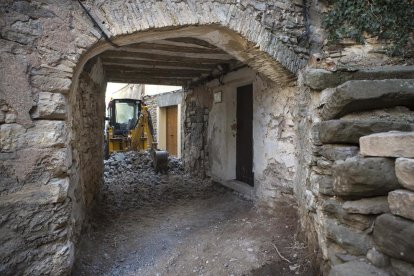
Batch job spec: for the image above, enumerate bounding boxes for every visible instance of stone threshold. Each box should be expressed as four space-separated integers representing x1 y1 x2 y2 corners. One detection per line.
212 176 255 199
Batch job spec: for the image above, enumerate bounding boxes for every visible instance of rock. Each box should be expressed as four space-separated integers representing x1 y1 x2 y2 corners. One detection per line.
24 121 67 149
310 173 334 195
5 112 17 123
322 198 375 231
329 261 390 276
0 110 5 123
327 243 348 266
325 218 374 255
367 248 390 268
0 121 66 152
316 145 359 161
396 158 414 191
0 178 69 206
373 214 414 263
388 190 414 220
316 120 414 144
320 79 414 120
360 131 414 158
333 156 400 197
31 92 67 120
31 75 71 93
302 66 414 90
0 123 26 152
391 258 414 276
343 197 389 215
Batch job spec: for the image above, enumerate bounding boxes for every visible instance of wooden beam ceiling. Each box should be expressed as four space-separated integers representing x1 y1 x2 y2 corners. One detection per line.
101 38 239 86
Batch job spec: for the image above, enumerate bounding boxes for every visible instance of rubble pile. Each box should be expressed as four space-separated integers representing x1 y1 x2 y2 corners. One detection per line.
101 151 222 211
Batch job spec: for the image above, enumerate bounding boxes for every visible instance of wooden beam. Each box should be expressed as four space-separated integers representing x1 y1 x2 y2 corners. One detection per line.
104 66 208 75
100 50 233 64
105 70 203 79
106 77 189 86
125 42 225 54
165 37 218 49
101 58 217 70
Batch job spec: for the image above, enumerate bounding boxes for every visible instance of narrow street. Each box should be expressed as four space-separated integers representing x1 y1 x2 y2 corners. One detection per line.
72 152 317 276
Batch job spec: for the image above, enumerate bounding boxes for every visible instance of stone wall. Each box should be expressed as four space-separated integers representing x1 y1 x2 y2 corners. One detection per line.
185 67 300 202
183 86 212 177
143 94 158 141
0 0 413 274
300 68 414 274
68 57 106 244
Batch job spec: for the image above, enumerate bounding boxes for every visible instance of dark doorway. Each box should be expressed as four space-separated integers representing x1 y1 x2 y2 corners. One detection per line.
236 84 254 186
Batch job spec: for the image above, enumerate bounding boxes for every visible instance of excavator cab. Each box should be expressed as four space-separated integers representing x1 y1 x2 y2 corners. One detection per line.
105 99 141 154
104 98 168 173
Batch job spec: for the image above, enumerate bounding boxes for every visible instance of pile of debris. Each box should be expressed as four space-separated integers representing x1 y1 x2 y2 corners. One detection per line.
101 151 223 212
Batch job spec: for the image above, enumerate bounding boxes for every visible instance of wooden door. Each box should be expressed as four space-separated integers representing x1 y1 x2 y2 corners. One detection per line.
236 84 254 186
166 105 178 156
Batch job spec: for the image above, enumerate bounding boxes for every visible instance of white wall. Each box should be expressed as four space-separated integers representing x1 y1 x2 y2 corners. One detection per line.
144 85 182 95
206 67 298 203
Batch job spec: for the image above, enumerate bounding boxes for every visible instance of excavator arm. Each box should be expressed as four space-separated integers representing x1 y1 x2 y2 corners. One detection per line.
130 105 169 173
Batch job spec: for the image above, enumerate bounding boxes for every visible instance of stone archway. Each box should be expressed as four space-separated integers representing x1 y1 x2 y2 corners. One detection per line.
68 23 303 242
0 1 311 274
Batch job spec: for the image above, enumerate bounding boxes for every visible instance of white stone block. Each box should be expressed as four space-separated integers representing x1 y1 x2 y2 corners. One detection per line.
395 158 414 191
360 131 414 158
388 189 414 221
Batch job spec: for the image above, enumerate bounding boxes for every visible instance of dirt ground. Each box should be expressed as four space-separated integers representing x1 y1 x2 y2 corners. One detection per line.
72 152 318 276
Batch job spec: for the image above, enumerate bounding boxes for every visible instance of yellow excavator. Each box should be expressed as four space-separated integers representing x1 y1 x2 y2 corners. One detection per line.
104 98 168 173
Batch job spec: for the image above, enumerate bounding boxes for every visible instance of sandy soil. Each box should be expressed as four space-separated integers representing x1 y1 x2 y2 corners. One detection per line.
72 152 318 276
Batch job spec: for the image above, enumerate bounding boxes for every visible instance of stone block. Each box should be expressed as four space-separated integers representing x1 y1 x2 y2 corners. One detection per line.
23 121 67 149
367 248 390 268
317 120 414 144
0 110 5 123
320 79 414 120
360 131 414 158
391 258 414 276
316 144 359 161
31 75 71 93
310 172 334 195
396 158 414 191
329 261 390 276
0 178 69 206
31 92 66 120
325 218 374 255
302 66 414 90
388 189 414 221
343 197 389 215
373 214 414 263
0 123 25 152
333 156 400 197
5 112 17 123
322 198 375 231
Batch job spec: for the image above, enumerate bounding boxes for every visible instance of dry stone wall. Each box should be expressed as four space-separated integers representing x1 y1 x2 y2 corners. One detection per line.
0 1 309 274
302 67 414 275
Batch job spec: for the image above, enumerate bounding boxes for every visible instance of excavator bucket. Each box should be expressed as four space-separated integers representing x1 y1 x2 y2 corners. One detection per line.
152 150 169 173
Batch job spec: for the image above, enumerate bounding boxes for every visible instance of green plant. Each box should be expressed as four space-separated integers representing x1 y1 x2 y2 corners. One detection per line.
323 0 414 56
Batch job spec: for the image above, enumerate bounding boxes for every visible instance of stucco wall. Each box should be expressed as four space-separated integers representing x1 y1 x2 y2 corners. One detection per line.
197 67 299 203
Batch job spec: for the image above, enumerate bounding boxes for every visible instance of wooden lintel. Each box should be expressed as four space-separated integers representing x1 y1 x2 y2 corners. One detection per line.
101 58 216 70
124 42 224 54
100 50 233 64
106 77 188 86
104 66 208 76
165 37 218 49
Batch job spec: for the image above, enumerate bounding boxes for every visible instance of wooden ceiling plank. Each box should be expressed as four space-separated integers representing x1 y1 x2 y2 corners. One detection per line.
124 42 224 54
101 50 234 64
165 37 218 49
101 58 217 70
